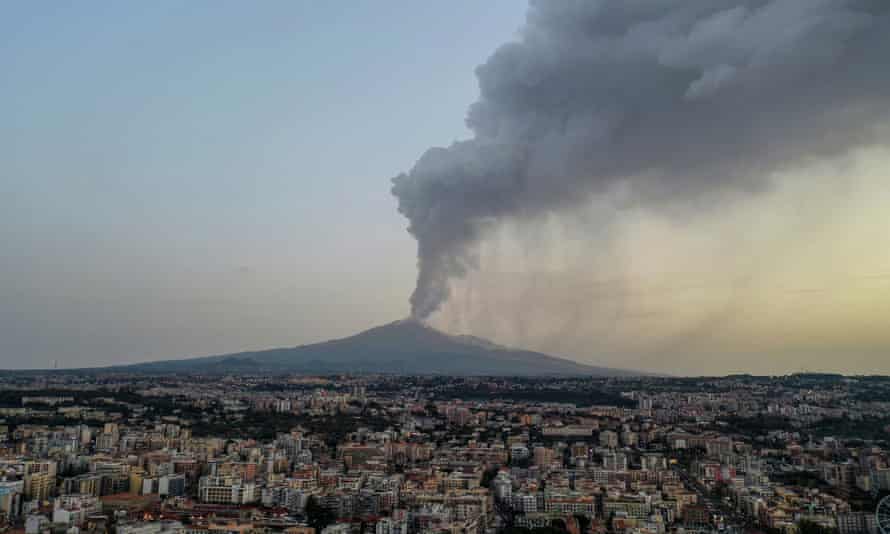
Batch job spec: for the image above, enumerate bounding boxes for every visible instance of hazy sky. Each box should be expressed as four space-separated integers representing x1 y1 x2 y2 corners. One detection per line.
3 2 889 375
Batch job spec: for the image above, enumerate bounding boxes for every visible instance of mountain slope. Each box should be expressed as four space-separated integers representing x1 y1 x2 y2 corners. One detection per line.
120 320 642 376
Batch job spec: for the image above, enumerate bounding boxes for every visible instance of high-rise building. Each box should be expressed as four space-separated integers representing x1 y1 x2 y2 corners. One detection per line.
24 471 55 502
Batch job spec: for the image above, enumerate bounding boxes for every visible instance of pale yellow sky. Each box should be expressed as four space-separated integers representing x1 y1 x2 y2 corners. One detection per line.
432 146 890 375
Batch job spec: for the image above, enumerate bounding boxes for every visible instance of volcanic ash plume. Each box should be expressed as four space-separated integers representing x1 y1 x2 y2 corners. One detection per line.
392 0 890 320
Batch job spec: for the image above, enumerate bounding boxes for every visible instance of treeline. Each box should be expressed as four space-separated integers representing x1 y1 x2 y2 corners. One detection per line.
809 416 890 440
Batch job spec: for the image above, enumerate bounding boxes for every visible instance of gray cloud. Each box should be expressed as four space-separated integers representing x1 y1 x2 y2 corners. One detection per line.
392 0 890 319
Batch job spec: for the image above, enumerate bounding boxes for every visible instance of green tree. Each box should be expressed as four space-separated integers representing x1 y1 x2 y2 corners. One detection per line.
797 520 838 534
305 496 335 532
574 514 591 533
481 466 500 488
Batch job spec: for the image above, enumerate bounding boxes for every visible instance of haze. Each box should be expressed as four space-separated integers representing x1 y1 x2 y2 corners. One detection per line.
3 1 889 376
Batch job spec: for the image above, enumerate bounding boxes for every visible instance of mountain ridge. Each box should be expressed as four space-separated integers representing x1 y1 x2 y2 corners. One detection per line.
40 320 647 376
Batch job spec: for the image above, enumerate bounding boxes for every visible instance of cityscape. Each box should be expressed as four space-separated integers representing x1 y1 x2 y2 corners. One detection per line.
0 373 888 534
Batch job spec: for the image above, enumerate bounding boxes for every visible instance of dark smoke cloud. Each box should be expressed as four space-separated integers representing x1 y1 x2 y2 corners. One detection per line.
392 0 890 320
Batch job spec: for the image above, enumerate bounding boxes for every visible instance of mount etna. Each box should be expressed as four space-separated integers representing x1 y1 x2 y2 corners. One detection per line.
100 320 642 376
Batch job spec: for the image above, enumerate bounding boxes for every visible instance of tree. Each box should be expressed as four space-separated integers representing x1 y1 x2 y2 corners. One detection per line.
481 466 500 488
305 496 335 532
797 519 837 534
574 514 591 534
494 498 521 531
797 520 838 534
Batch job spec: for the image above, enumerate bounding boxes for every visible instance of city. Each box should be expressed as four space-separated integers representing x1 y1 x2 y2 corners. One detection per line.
0 373 888 534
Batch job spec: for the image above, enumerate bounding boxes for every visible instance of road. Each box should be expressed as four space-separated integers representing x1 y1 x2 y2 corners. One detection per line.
674 466 755 532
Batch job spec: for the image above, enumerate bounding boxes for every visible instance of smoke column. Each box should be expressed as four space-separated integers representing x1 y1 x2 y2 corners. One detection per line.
392 0 890 320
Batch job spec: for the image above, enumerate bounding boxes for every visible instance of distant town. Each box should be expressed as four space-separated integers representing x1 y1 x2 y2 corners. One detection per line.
1 372 889 534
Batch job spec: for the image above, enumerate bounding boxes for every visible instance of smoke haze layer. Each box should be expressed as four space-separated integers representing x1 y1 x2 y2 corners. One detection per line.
431 146 890 375
392 0 890 320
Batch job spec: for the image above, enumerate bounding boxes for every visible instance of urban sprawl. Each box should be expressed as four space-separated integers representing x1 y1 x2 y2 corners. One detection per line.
0 373 888 534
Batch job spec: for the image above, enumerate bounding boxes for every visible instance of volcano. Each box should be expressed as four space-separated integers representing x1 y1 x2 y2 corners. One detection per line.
118 319 642 376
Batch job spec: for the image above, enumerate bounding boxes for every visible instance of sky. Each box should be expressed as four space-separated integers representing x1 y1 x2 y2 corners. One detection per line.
2 1 889 375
